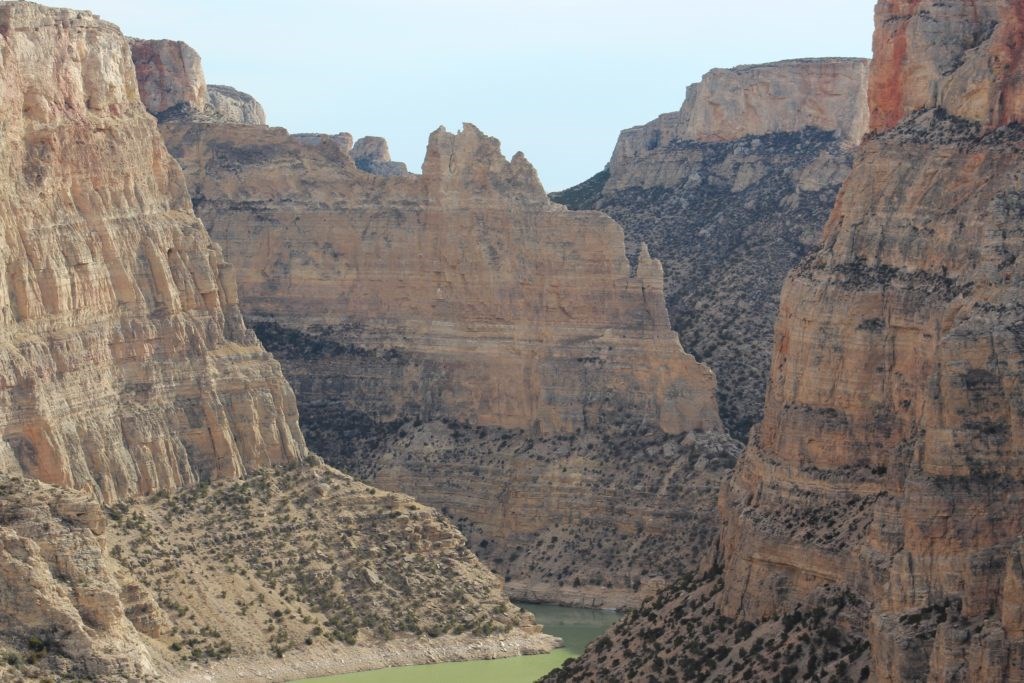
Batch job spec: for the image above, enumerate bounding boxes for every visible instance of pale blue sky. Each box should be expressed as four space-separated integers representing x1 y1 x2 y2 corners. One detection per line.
66 0 874 190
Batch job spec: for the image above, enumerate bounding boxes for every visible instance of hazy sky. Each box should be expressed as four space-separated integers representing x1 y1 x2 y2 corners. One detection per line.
65 0 874 190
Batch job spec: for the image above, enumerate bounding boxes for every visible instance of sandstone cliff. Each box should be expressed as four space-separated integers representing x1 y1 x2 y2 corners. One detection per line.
131 36 735 607
0 3 551 679
207 84 266 125
1 1 305 505
552 58 869 438
130 38 265 124
552 1 1024 680
156 116 732 607
159 120 720 437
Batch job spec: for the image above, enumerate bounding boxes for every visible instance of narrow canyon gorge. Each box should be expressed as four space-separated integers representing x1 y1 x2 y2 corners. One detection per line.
553 0 1024 679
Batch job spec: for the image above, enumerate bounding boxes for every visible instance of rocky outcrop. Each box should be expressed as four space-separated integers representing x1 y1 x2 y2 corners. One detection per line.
130 39 265 124
207 84 266 125
0 476 159 680
129 38 206 118
351 135 409 176
606 58 869 192
552 58 869 438
0 3 552 679
0 1 305 505
553 1 1024 680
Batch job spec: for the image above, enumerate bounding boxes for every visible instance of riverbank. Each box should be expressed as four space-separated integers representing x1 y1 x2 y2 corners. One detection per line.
291 603 621 683
165 629 558 683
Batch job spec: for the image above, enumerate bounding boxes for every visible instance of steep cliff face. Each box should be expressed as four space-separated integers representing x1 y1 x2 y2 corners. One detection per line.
869 0 1024 132
552 58 869 438
0 1 305 505
130 39 266 124
159 119 719 439
156 116 732 606
132 36 735 606
554 1 1024 680
0 4 552 679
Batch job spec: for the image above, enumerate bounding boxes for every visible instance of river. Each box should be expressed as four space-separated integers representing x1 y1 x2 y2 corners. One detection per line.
292 603 619 683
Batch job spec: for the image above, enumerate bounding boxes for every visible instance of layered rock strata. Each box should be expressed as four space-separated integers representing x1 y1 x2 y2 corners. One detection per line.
157 116 731 606
0 3 550 679
0 1 305 505
133 37 734 605
554 1 1024 680
552 58 869 439
158 120 720 437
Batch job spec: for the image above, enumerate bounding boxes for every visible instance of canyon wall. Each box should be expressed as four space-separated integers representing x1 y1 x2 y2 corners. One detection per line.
0 3 550 679
552 58 869 438
554 0 1024 680
133 37 736 607
159 120 720 437
0 1 306 505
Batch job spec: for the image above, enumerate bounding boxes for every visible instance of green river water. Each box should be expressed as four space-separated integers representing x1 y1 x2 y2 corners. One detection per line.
294 603 619 683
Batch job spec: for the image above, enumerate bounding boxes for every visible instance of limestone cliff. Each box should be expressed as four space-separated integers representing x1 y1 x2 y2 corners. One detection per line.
0 3 551 679
130 39 266 124
553 1 1024 680
552 58 869 438
351 135 409 176
131 35 735 606
156 116 732 607
0 1 305 505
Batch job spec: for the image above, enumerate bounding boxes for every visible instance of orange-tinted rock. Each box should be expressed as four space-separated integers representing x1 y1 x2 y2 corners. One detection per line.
869 0 1024 132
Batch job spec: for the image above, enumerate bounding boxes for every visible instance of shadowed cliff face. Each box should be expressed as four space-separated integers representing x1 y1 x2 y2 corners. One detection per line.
552 58 869 439
552 2 1024 681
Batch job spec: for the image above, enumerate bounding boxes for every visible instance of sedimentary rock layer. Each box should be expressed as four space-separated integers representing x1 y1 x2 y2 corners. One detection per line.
0 1 306 504
0 4 549 679
155 114 730 605
552 58 868 438
554 1 1024 680
159 120 720 437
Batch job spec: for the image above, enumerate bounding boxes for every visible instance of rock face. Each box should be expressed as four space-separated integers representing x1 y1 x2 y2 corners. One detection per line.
156 115 731 606
129 38 206 117
552 58 869 438
0 476 160 680
553 2 1024 681
160 119 721 440
0 1 305 505
869 0 1024 132
606 58 868 191
134 38 736 606
206 84 266 125
0 3 551 679
130 39 265 124
351 135 409 176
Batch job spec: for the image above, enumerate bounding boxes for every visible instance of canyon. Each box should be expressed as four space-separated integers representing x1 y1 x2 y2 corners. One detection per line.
553 0 1024 680
129 37 742 610
0 3 551 680
552 57 869 439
